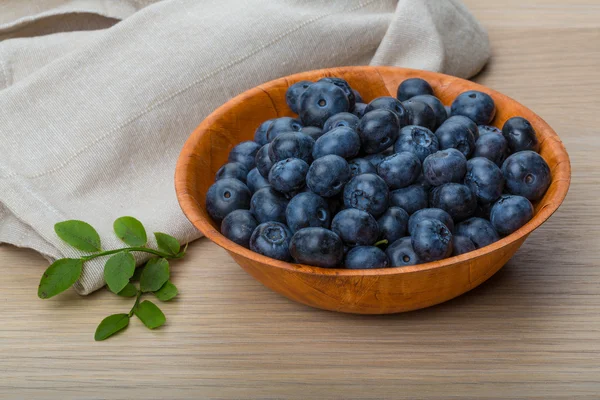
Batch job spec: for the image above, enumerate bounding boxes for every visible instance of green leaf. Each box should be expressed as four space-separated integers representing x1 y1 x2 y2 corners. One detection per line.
131 267 144 282
94 313 130 341
140 258 170 293
134 300 166 329
54 220 101 252
113 216 147 247
117 282 138 297
104 252 136 294
38 258 83 299
154 232 180 256
154 280 178 301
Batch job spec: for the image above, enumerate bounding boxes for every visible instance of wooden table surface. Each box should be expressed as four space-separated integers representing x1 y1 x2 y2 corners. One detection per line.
2 1 599 399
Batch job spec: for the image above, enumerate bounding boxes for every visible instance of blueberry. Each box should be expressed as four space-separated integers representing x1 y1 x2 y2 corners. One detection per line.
254 119 274 146
306 154 351 197
402 99 436 131
216 162 248 182
345 246 389 269
445 105 451 118
357 109 400 154
395 125 439 162
414 173 432 191
451 90 496 125
502 116 540 153
299 81 350 127
269 132 314 163
502 151 551 201
386 237 420 266
411 94 447 129
290 227 344 268
249 222 293 261
364 151 390 169
464 157 505 204
490 194 534 236
268 158 309 193
285 192 331 233
408 208 454 235
397 78 433 101
352 102 368 118
250 187 289 223
389 184 428 215
473 131 508 167
318 77 355 110
343 173 389 217
429 183 476 221
323 112 360 133
422 148 467 187
452 235 476 256
221 209 258 248
364 97 409 126
246 168 270 193
377 207 409 243
286 80 312 113
228 141 261 170
300 126 324 141
377 151 421 189
435 116 477 158
206 178 252 222
455 217 499 249
255 144 273 178
331 208 379 246
312 126 361 160
411 218 453 262
478 125 502 137
266 117 303 142
348 158 376 177
352 88 363 104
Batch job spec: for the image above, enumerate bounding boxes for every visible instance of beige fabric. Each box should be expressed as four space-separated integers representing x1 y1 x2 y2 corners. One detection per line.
0 0 490 295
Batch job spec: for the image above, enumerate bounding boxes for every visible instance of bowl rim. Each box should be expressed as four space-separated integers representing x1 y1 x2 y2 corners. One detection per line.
175 66 571 277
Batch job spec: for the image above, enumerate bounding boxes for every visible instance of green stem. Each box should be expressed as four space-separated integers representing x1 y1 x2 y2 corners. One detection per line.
128 291 142 317
81 247 181 261
374 239 389 247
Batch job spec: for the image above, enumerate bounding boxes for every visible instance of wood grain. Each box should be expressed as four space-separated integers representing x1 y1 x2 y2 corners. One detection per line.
1 1 599 398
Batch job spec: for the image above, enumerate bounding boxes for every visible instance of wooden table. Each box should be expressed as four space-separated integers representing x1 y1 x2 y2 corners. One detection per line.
2 2 599 398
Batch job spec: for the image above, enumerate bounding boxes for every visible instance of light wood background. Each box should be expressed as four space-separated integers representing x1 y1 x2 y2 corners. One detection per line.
1 1 599 399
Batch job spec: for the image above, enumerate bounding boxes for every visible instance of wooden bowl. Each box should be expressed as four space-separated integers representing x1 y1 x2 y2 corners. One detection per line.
175 66 571 314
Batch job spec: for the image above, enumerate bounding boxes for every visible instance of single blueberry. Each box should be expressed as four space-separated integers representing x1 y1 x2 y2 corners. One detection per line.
249 222 293 261
352 102 368 118
408 208 454 235
422 148 467 187
429 183 476 221
266 117 303 142
255 143 273 178
402 99 437 131
290 227 344 268
254 119 274 146
352 88 363 104
285 191 331 233
206 178 252 222
451 235 476 256
377 151 421 189
268 158 309 193
220 209 258 248
490 194 534 236
364 97 409 126
389 184 428 215
502 116 540 153
395 125 439 162
298 81 350 127
216 162 248 182
300 126 324 141
348 158 377 177
318 77 355 110
323 112 360 133
435 116 477 158
312 126 361 160
306 154 351 197
250 187 289 223
345 246 390 269
246 168 270 193
455 217 499 249
357 109 401 154
411 94 448 130
343 173 389 217
331 208 379 246
228 141 261 170
386 237 420 267
478 125 502 137
397 78 433 101
377 207 409 243
268 132 314 163
411 218 453 262
464 157 505 204
286 80 312 114
502 151 551 201
451 90 496 125
473 131 508 167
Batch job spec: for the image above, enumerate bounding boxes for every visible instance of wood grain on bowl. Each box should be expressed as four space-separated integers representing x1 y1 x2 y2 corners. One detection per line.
175 66 570 314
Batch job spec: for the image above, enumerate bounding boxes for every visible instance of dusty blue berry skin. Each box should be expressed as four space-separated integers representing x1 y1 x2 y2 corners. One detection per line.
377 151 421 189
228 141 261 170
490 194 534 236
268 132 314 163
249 222 293 261
386 237 420 267
250 187 289 223
286 80 312 114
451 90 496 125
429 183 476 221
352 89 363 103
323 112 360 132
390 184 428 215
298 81 350 127
422 148 467 187
364 97 409 127
206 178 252 222
502 116 540 153
306 154 351 197
411 94 448 130
343 173 389 217
395 125 439 162
452 235 476 256
364 149 392 169
445 105 452 118
246 168 270 193
266 117 303 142
216 162 248 182
268 158 309 193
312 126 361 160
348 158 376 177
221 209 258 248
290 227 344 268
358 109 401 154
397 78 433 101
352 102 368 118
300 126 324 141
285 192 331 233
408 208 455 235
435 116 477 158
254 119 274 146
377 207 409 243
473 131 508 167
411 218 453 262
319 77 355 110
502 150 551 201
345 246 390 269
402 99 437 131
464 157 505 204
455 217 499 249
331 208 379 247
478 125 501 137
255 144 273 178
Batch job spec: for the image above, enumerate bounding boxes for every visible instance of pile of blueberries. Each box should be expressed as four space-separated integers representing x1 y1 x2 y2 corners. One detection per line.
206 76 551 269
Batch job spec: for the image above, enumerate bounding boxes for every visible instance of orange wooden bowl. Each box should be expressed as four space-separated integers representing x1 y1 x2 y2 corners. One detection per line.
175 66 571 314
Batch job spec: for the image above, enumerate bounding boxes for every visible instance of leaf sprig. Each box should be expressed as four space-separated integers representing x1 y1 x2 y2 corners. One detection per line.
38 217 185 341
